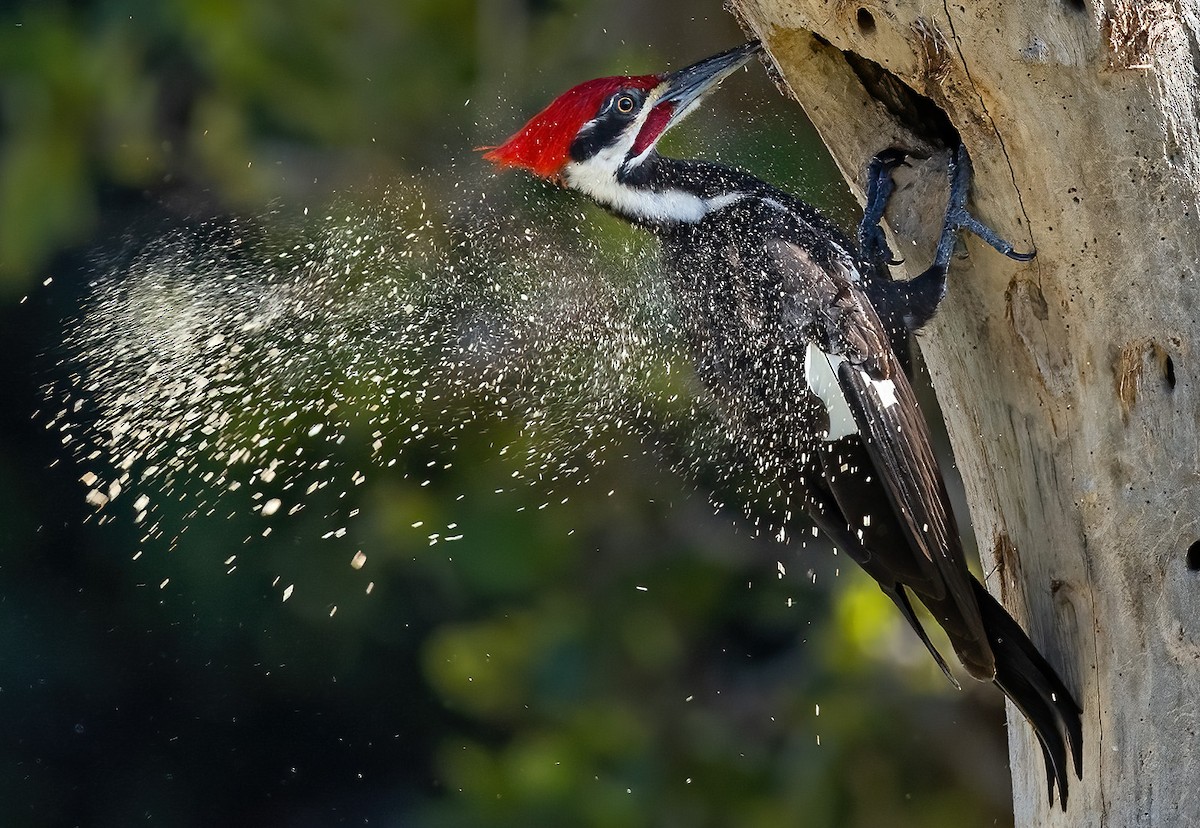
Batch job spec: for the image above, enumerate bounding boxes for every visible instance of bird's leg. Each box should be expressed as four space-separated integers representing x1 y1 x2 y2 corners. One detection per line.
900 145 1035 330
857 148 908 274
933 144 1036 270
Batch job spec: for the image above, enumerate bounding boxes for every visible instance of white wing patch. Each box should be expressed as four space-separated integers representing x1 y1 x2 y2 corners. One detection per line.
804 342 857 441
863 372 898 408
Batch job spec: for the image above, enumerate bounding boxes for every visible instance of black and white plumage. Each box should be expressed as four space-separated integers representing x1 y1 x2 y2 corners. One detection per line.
484 41 1082 806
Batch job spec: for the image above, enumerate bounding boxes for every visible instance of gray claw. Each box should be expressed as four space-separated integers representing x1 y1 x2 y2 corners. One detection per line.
935 145 1035 267
859 148 911 270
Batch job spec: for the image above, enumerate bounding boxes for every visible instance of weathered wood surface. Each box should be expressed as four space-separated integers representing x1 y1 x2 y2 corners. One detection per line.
727 1 1200 824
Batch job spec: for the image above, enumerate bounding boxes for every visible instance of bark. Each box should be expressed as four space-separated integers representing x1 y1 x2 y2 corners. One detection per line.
725 1 1200 824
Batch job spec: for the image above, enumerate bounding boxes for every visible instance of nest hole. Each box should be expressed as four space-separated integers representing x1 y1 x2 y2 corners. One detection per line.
856 8 877 33
1188 541 1200 572
841 52 959 149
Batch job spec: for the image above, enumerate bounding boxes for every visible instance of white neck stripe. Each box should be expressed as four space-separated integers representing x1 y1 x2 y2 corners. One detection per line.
563 155 746 224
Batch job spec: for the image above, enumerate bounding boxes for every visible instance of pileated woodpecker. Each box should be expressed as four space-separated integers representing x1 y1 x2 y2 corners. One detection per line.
483 42 1082 806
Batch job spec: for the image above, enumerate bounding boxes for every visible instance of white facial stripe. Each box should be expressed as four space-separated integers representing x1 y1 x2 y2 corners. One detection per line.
560 87 743 223
623 95 695 170
622 144 656 172
668 97 702 128
564 154 745 223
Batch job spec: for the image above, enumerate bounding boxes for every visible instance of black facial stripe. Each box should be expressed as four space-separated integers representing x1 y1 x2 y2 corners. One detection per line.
569 116 627 162
568 90 647 163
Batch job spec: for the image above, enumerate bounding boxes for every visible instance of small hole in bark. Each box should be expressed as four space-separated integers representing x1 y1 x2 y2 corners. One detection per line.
1164 355 1177 389
1188 541 1200 571
1064 0 1086 12
856 8 877 33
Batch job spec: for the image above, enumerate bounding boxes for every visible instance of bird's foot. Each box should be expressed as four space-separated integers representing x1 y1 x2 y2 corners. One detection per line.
858 148 910 269
935 145 1036 268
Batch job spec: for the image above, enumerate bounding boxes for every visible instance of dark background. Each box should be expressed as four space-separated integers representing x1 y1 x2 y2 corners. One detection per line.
1 2 1012 825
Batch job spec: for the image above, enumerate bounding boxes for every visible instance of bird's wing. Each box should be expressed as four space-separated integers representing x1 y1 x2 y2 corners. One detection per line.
769 239 991 672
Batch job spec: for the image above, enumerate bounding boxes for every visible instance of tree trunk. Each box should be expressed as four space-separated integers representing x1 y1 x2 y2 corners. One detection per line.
726 0 1200 824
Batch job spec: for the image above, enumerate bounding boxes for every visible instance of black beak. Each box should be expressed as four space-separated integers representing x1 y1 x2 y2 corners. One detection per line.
622 41 762 165
656 41 762 117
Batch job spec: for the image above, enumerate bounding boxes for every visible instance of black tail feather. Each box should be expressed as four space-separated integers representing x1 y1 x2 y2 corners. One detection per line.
884 584 960 690
971 580 1083 810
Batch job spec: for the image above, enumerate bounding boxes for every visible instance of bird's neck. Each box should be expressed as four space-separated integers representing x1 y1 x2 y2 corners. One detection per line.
564 153 761 229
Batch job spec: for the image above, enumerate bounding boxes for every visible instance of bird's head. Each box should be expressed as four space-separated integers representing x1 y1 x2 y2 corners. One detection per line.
482 42 761 219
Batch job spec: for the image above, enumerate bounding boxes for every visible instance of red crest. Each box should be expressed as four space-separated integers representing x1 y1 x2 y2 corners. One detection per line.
482 75 660 179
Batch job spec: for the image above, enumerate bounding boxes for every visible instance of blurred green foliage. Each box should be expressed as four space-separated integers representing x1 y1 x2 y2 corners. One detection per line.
0 1 1012 826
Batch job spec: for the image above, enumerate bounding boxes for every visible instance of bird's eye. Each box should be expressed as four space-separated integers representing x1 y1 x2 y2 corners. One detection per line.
615 94 636 114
